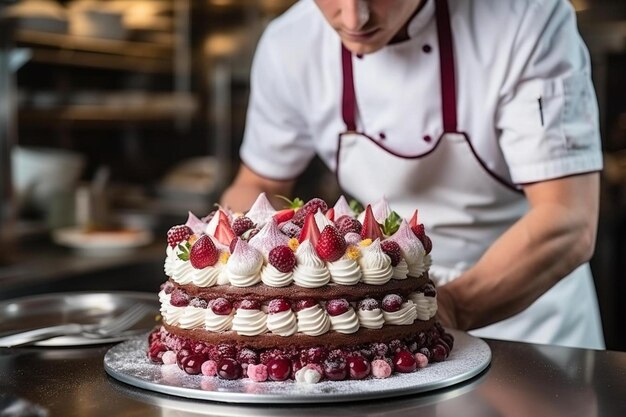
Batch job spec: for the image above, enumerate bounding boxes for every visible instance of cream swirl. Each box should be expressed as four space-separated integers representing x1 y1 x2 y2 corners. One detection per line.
327 257 361 285
158 290 170 317
191 263 224 287
232 309 267 336
409 292 438 320
178 306 206 329
267 310 297 336
216 270 230 285
382 301 418 325
226 240 263 287
170 255 195 285
391 258 409 279
261 264 293 287
292 241 331 288
357 308 384 329
248 220 289 260
359 239 393 285
314 210 334 231
204 309 233 332
329 308 359 334
296 305 331 336
164 245 178 277
162 303 184 326
245 192 276 228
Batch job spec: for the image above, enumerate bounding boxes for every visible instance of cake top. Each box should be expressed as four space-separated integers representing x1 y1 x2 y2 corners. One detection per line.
164 194 432 288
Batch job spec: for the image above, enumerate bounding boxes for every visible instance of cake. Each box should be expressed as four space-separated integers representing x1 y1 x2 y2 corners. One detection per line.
147 194 454 383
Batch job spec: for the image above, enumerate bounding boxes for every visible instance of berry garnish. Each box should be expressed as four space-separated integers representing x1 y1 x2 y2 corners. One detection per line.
423 283 437 297
347 355 371 380
268 245 297 273
298 212 321 246
267 358 291 381
167 225 193 248
323 357 348 381
268 299 291 314
214 219 236 246
360 205 384 241
237 348 259 365
238 299 261 310
315 225 347 262
190 298 208 309
303 347 328 365
210 298 232 315
442 333 455 350
217 358 242 380
296 298 317 311
381 240 402 267
393 350 417 373
273 208 295 224
229 236 239 254
411 223 432 254
381 294 403 312
189 235 219 269
181 354 205 375
335 215 362 236
358 298 380 311
232 216 255 236
292 198 328 227
431 344 448 362
148 341 167 363
160 281 175 294
280 221 302 238
325 299 350 316
170 288 190 307
325 207 335 221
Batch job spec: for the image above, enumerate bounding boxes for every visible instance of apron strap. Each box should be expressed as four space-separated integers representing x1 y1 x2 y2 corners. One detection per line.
340 0 459 134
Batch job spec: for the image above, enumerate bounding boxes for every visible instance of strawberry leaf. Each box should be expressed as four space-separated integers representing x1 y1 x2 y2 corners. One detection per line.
276 195 304 210
349 199 364 215
383 211 402 236
177 242 191 261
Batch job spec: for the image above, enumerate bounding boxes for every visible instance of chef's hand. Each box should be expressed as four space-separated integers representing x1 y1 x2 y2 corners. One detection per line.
435 285 459 329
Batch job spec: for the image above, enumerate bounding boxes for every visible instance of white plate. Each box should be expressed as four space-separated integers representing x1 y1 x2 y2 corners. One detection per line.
53 227 153 256
104 330 491 404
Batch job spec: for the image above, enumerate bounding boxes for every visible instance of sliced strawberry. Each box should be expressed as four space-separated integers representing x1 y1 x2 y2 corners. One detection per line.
189 235 219 268
273 208 295 224
214 219 236 246
298 212 321 246
325 208 335 222
360 205 384 241
315 225 347 262
408 209 419 228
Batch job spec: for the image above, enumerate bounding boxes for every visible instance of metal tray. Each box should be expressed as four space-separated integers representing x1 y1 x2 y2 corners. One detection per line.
0 291 159 347
104 330 491 404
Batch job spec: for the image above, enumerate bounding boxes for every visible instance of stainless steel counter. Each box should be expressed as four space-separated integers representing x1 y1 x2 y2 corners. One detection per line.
1 338 624 417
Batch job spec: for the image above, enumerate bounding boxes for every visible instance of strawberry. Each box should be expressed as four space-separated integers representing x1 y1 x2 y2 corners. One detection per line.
408 209 419 228
214 219 236 246
268 245 296 273
335 215 362 236
381 240 402 267
292 198 328 227
325 208 335 222
232 216 255 236
273 208 295 224
411 224 432 254
298 212 321 246
167 225 193 248
315 225 347 262
360 205 383 241
189 235 219 269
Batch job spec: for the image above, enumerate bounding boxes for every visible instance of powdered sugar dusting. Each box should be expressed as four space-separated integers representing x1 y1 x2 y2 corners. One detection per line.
248 220 290 259
185 212 206 235
104 330 490 403
333 195 354 219
246 193 276 228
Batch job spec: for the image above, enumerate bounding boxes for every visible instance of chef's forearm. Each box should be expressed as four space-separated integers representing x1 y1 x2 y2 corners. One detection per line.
442 174 599 331
221 165 295 213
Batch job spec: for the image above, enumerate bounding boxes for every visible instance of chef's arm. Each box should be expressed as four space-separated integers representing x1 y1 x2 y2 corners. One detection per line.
437 172 600 331
221 165 296 213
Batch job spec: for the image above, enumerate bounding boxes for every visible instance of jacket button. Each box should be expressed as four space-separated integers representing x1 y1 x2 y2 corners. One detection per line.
423 135 432 143
422 44 432 53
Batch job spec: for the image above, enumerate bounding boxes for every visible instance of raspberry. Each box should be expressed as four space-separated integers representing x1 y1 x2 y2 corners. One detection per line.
382 294 403 312
292 198 328 227
381 240 402 267
268 245 297 273
167 225 193 248
301 347 328 365
325 299 350 316
423 283 437 297
335 215 362 236
189 235 219 269
280 221 302 238
323 357 347 381
237 348 259 365
315 225 347 262
268 299 291 314
232 216 255 236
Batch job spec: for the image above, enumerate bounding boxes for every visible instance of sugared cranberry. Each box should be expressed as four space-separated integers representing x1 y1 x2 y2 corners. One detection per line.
260 349 285 365
393 350 417 373
211 298 232 315
442 333 455 350
181 354 205 375
237 348 259 365
347 355 371 380
296 298 317 311
170 288 190 307
324 358 348 381
148 342 167 363
238 299 261 310
423 284 437 297
267 358 291 381
190 297 208 309
358 298 380 311
268 299 291 314
217 358 242 380
176 348 192 369
291 359 304 377
359 347 375 361
389 339 406 354
419 347 432 361
438 337 451 353
325 299 350 316
371 342 389 358
302 347 328 365
217 344 237 359
431 344 448 362
415 353 429 369
382 294 402 312
160 281 175 294
416 331 427 348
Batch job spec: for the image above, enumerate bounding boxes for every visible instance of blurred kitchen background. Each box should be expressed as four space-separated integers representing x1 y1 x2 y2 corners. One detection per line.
0 0 625 351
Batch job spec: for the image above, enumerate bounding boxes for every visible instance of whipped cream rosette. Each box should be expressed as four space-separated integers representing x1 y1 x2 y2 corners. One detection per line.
292 240 331 288
179 306 206 329
391 258 409 279
296 304 330 336
358 239 393 285
267 309 297 336
383 300 418 325
261 264 293 287
327 253 361 285
357 299 385 329
232 305 267 336
226 239 263 287
328 307 359 334
191 261 225 287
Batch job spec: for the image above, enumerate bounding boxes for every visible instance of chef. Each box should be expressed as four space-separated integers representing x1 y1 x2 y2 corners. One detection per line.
221 0 605 350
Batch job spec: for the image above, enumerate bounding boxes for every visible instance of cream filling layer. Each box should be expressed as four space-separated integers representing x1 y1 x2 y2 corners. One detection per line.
296 306 330 336
409 292 438 320
266 310 298 336
329 309 359 334
382 301 418 325
261 264 293 287
327 258 361 285
232 309 268 336
357 308 384 329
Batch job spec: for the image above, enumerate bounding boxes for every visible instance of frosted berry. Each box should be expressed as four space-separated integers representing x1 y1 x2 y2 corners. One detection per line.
160 281 175 294
229 237 239 254
167 225 193 248
302 347 328 365
267 358 291 381
170 289 190 307
382 294 403 312
232 216 255 236
324 357 348 381
148 342 168 363
393 350 417 373
381 240 402 267
189 235 219 269
268 299 291 314
190 298 208 309
423 284 437 297
296 298 317 311
358 298 380 311
325 299 350 316
238 299 261 310
419 347 432 361
292 198 328 226
268 245 297 273
217 358 242 380
237 348 259 365
280 221 302 238
210 298 232 315
315 226 347 262
431 344 448 362
181 354 205 375
347 355 371 380
415 353 429 368
335 215 362 236
411 224 432 254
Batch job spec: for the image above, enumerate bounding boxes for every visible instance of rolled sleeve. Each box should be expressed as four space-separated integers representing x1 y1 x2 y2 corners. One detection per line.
496 0 603 184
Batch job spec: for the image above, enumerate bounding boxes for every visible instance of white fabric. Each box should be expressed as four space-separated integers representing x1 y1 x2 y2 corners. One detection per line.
240 0 602 183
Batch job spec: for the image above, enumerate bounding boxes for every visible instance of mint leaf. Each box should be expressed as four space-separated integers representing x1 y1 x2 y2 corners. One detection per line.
177 242 191 261
275 195 304 209
383 211 402 236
